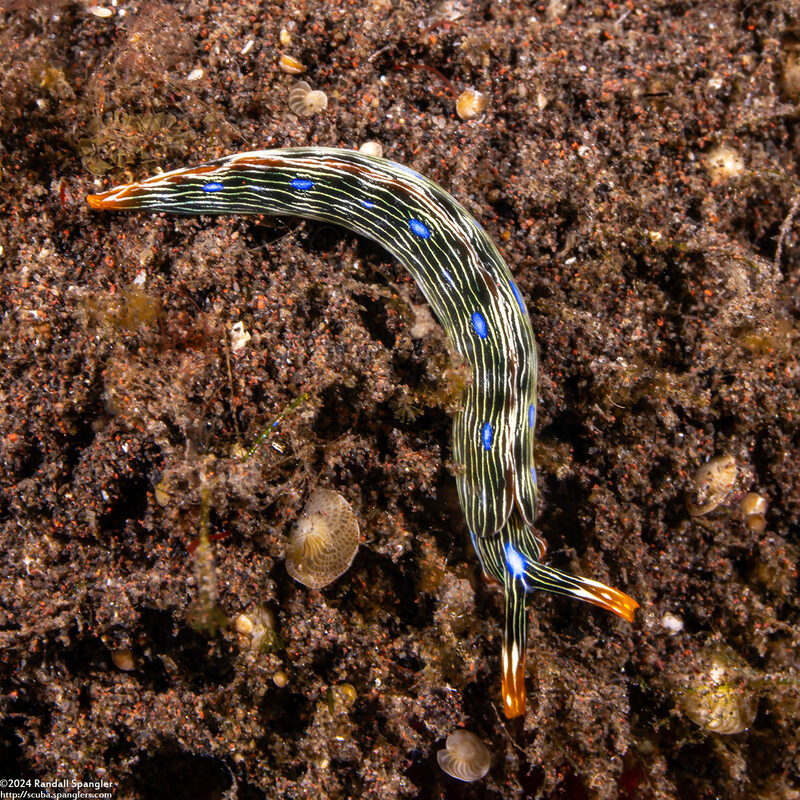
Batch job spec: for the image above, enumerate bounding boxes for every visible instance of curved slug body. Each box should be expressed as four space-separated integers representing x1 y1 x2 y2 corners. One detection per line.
88 147 637 718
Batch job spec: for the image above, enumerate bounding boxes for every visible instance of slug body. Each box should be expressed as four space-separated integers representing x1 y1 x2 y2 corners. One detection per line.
88 147 638 718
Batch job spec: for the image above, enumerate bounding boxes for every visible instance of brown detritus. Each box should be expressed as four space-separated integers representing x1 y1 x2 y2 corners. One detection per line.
779 30 800 100
0 0 70 13
80 284 162 334
98 1 192 86
79 110 193 177
752 535 798 598
187 480 227 635
389 348 470 423
394 62 458 98
30 62 73 99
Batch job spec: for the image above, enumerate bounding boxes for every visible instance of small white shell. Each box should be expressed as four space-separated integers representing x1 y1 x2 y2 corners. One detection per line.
286 489 359 588
688 454 736 516
358 141 383 158
436 730 491 782
706 145 744 181
229 320 251 352
456 88 488 120
661 612 684 635
278 54 306 75
740 492 768 532
233 613 254 635
288 81 328 117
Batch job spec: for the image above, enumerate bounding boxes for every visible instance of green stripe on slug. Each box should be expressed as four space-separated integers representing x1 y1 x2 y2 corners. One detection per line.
87 146 638 719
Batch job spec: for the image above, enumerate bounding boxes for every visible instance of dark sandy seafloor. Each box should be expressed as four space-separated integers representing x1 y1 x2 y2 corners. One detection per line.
0 0 798 798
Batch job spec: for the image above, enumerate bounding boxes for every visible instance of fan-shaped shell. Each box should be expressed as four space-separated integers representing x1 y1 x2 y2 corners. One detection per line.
288 81 328 116
436 730 491 782
286 489 359 589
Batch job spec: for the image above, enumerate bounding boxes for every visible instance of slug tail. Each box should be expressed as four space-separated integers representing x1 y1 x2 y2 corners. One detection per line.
473 510 637 717
522 559 638 622
501 577 528 718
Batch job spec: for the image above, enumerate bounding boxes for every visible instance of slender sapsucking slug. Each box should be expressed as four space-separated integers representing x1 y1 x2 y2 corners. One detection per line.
87 147 638 718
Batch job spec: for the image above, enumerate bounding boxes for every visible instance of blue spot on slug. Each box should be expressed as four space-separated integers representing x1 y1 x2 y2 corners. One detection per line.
408 218 431 238
528 403 536 428
408 217 431 239
202 182 225 192
290 177 314 190
505 543 526 579
510 281 527 314
442 269 456 287
531 465 538 487
471 311 488 339
481 422 494 450
361 199 376 208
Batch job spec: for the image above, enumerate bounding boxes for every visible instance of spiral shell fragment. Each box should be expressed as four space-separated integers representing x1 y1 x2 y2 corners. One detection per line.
288 81 328 116
436 730 491 781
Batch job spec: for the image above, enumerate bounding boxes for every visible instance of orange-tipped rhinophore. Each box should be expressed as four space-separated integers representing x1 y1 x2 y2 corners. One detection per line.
502 642 527 719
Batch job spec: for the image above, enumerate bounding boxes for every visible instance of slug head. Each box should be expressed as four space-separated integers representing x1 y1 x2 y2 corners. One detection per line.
87 164 229 213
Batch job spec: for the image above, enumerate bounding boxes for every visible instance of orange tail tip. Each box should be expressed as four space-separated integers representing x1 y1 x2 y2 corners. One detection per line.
572 576 639 623
86 193 107 210
502 641 526 719
86 184 138 210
